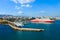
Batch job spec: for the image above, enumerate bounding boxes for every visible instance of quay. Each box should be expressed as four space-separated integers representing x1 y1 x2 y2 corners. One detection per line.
0 19 44 32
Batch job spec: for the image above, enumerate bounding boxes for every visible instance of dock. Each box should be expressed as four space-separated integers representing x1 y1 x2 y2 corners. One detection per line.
0 19 44 32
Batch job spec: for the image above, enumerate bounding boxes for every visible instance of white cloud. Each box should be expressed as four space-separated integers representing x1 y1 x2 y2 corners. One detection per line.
15 6 21 10
19 0 35 4
25 4 32 7
39 10 46 13
11 0 35 4
11 0 35 7
12 0 18 3
21 4 32 7
11 0 35 15
18 11 23 14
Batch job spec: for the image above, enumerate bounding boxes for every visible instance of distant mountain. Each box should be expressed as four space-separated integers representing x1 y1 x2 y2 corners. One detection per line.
0 15 13 17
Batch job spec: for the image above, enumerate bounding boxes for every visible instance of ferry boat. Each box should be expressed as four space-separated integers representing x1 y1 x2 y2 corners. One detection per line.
13 22 24 28
30 18 54 23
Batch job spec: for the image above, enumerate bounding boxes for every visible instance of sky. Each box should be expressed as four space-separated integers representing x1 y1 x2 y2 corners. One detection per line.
0 0 60 17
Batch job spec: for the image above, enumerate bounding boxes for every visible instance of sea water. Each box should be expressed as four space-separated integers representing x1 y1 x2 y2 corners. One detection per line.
0 20 60 40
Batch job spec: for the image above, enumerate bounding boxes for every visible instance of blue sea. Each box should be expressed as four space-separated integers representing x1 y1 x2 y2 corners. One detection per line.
0 20 60 40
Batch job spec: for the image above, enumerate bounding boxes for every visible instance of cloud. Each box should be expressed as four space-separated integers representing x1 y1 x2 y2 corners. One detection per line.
15 6 21 10
25 4 32 7
21 4 32 7
39 10 46 13
11 0 35 4
18 11 24 14
11 0 35 7
12 0 18 3
11 0 35 15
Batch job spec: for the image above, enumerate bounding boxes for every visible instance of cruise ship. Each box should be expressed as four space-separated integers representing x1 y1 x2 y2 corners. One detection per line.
30 18 54 23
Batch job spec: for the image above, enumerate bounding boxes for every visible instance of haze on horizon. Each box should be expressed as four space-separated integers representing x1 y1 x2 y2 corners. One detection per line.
0 0 60 17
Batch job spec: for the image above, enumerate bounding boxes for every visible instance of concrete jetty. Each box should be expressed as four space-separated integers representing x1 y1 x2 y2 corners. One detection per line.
8 24 44 32
0 19 44 32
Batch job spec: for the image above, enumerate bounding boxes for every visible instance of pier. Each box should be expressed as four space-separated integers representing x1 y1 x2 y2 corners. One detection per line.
0 19 44 32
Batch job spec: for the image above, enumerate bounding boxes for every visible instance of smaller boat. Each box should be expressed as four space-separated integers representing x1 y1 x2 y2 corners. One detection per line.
13 22 24 28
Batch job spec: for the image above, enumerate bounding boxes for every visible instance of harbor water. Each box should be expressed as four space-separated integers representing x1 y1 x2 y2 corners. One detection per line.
0 20 60 40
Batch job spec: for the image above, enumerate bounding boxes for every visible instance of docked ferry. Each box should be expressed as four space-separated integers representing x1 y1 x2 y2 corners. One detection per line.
30 18 54 23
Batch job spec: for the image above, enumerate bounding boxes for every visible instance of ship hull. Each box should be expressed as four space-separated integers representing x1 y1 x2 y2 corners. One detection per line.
30 19 54 23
